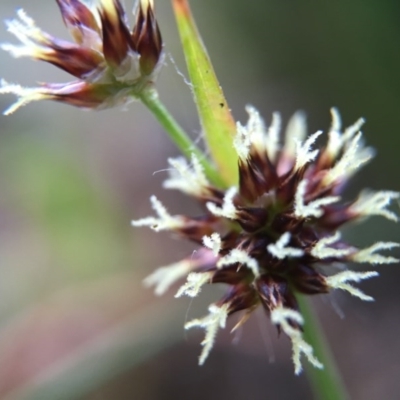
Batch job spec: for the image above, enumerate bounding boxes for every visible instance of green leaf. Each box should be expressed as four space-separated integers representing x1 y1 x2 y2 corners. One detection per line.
172 0 238 186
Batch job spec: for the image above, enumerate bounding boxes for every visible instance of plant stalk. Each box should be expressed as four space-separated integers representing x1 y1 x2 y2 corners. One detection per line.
297 295 349 400
139 87 225 187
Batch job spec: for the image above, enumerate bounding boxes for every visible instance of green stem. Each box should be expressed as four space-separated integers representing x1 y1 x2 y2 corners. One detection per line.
139 87 225 187
297 295 349 400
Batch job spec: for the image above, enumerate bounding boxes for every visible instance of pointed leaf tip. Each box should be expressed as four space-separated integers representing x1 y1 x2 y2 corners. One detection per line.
172 0 190 15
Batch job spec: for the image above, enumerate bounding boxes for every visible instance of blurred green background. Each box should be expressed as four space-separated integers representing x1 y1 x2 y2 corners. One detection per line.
0 1 399 399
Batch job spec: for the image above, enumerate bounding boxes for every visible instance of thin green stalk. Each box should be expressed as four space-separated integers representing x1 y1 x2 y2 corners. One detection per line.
297 295 349 400
139 87 225 187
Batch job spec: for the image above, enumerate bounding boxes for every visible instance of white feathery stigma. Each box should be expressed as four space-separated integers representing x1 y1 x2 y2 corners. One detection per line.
217 249 260 277
0 79 47 115
175 272 214 298
267 232 304 259
350 191 399 222
325 270 378 301
206 187 238 219
202 233 222 256
234 105 266 160
1 9 46 56
294 179 340 218
325 108 366 158
294 130 323 171
143 260 193 296
323 132 373 186
311 232 353 259
185 303 230 365
163 154 210 196
131 195 185 231
271 306 323 374
234 121 251 160
352 242 400 264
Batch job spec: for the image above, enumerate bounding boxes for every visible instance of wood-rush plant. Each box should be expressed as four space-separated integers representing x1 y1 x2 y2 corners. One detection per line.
1 0 398 398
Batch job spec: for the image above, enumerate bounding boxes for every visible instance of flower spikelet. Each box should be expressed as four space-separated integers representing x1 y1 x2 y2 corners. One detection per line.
134 108 399 373
0 0 164 114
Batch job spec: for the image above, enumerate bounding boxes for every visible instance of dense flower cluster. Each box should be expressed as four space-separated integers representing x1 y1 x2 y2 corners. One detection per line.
133 107 399 373
0 0 163 114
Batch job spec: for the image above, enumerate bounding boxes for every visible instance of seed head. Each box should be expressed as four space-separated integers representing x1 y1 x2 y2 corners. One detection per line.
133 107 399 373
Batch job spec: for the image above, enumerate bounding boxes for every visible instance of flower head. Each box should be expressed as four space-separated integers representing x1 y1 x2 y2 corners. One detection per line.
133 107 399 374
0 0 163 114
